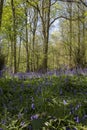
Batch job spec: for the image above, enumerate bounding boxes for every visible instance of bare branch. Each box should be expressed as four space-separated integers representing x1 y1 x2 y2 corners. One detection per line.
57 0 79 3
80 0 87 7
49 15 82 27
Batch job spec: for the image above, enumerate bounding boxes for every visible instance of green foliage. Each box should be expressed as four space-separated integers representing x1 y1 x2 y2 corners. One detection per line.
0 76 87 129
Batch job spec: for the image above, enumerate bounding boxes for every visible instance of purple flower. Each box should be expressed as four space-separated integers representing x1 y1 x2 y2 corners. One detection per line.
70 108 74 115
0 128 3 130
75 104 81 111
20 121 25 126
76 116 79 123
63 100 67 105
69 104 74 114
74 115 79 123
66 127 70 130
31 103 35 110
1 120 6 125
18 113 23 119
31 114 39 120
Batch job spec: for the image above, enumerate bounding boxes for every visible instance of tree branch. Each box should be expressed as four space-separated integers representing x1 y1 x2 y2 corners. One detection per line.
57 0 79 3
80 0 87 7
49 15 82 27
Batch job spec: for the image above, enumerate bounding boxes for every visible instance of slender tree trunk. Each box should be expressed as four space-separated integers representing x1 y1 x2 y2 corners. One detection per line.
18 36 21 70
56 53 59 70
0 0 4 28
9 34 13 69
52 47 55 69
32 9 38 71
32 33 35 71
77 4 81 67
25 6 30 72
82 5 86 67
11 0 17 73
69 3 72 68
36 55 39 71
6 39 10 65
42 0 51 73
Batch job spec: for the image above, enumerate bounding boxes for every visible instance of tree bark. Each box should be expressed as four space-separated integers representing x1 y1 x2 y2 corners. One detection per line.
0 0 4 28
32 8 38 71
18 36 22 71
41 0 51 73
11 0 17 73
68 3 72 68
25 5 30 72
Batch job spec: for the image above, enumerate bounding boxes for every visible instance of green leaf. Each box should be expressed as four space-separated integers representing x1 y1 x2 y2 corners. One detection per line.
84 12 87 16
31 119 44 130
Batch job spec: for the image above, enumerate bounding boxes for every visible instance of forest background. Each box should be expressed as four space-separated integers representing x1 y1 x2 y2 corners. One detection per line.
0 0 87 73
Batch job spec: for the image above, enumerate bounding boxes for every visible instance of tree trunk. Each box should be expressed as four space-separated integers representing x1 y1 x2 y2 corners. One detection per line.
81 5 86 67
9 34 13 69
77 4 81 67
25 6 30 72
69 3 72 68
11 0 17 73
18 36 21 70
41 0 51 73
32 9 38 71
0 0 4 28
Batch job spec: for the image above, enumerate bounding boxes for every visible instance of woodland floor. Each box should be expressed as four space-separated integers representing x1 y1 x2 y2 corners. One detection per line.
0 73 87 130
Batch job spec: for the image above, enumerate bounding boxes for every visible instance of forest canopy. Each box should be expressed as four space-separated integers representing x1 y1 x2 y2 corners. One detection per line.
0 0 87 73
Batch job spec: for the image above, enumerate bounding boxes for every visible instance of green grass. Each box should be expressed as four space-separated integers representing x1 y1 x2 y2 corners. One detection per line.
0 75 87 130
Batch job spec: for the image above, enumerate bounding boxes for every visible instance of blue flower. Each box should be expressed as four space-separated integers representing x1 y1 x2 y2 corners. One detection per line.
74 115 79 123
1 119 6 125
31 114 39 120
75 104 81 111
31 103 35 110
66 127 70 130
63 100 67 105
0 128 3 130
20 121 25 126
18 113 23 119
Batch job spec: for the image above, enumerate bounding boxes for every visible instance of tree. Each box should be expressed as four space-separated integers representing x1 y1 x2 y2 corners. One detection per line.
0 0 4 27
11 0 17 73
27 0 59 72
24 2 30 72
0 0 87 72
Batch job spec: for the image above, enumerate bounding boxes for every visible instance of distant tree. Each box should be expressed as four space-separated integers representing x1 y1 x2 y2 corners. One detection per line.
0 54 5 70
0 0 4 71
27 0 59 73
11 0 17 73
0 0 4 27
